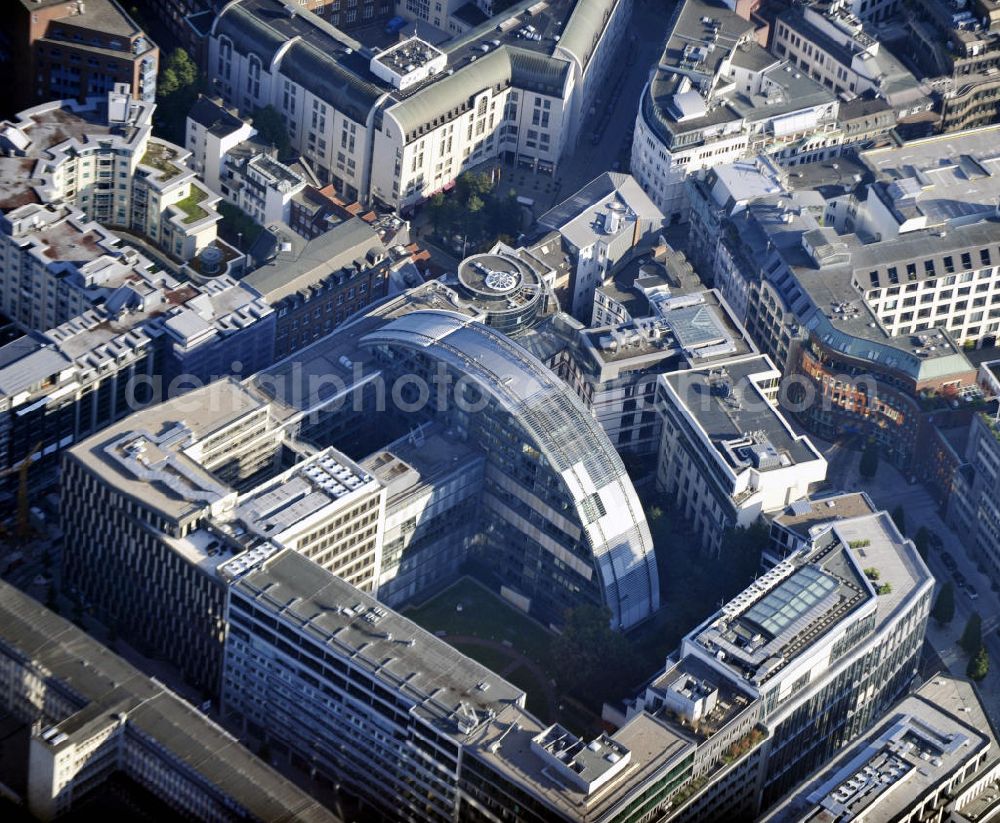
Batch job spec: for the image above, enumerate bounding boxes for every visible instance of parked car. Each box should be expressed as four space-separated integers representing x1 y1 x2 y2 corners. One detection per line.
941 552 956 570
928 531 944 551
966 585 979 601
953 570 967 588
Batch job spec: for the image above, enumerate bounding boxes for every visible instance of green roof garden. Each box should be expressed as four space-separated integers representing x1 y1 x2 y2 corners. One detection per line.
174 186 209 224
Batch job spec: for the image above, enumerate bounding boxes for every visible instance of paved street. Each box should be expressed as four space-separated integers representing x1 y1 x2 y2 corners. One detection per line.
814 438 1000 728
558 0 675 198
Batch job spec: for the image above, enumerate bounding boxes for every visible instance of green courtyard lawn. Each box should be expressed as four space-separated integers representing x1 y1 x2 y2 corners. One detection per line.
405 576 553 664
405 577 601 734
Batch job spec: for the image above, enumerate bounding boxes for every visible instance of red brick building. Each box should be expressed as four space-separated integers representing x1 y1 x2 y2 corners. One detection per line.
12 0 158 109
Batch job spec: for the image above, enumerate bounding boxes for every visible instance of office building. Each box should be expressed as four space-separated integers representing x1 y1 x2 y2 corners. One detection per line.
449 242 554 334
686 156 789 298
218 496 932 821
208 0 630 206
0 578 336 822
764 491 877 565
62 279 660 693
763 675 1000 823
360 424 485 606
949 410 1000 586
536 172 665 319
61 376 387 693
907 0 1000 131
631 0 842 223
623 506 933 814
655 355 827 553
713 193 982 470
853 125 1000 245
550 287 760 458
770 4 931 122
10 0 158 110
221 547 695 823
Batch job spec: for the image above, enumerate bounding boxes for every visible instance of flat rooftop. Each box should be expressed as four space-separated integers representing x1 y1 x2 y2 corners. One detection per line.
372 37 446 74
21 0 143 38
67 379 265 523
646 654 758 744
0 578 337 822
463 703 694 821
359 425 484 509
582 289 754 375
763 675 996 823
231 548 526 736
663 355 820 472
861 125 1000 227
747 199 977 381
688 510 931 688
235 448 377 542
773 492 879 541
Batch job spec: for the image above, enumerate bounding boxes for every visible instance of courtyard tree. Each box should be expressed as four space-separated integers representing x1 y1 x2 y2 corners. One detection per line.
552 604 639 706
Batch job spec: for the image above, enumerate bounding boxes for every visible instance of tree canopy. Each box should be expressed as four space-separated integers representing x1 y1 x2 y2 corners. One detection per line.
251 106 292 161
425 172 524 252
859 438 879 480
931 582 955 625
960 611 983 655
552 604 640 706
967 646 989 681
154 49 201 144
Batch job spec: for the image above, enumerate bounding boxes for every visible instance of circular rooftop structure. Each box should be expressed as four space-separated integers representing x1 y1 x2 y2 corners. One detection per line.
456 250 544 333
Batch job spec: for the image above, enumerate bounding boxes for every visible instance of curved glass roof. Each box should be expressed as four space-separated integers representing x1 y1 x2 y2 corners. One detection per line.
361 310 660 628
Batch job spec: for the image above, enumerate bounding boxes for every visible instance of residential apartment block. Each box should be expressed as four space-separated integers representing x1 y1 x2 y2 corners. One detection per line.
0 578 336 822
0 86 274 477
185 96 310 226
0 86 225 325
10 0 158 110
907 0 1000 131
207 0 630 206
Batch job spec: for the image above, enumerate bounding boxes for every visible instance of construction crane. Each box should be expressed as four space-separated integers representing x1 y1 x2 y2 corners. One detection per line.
0 442 43 541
